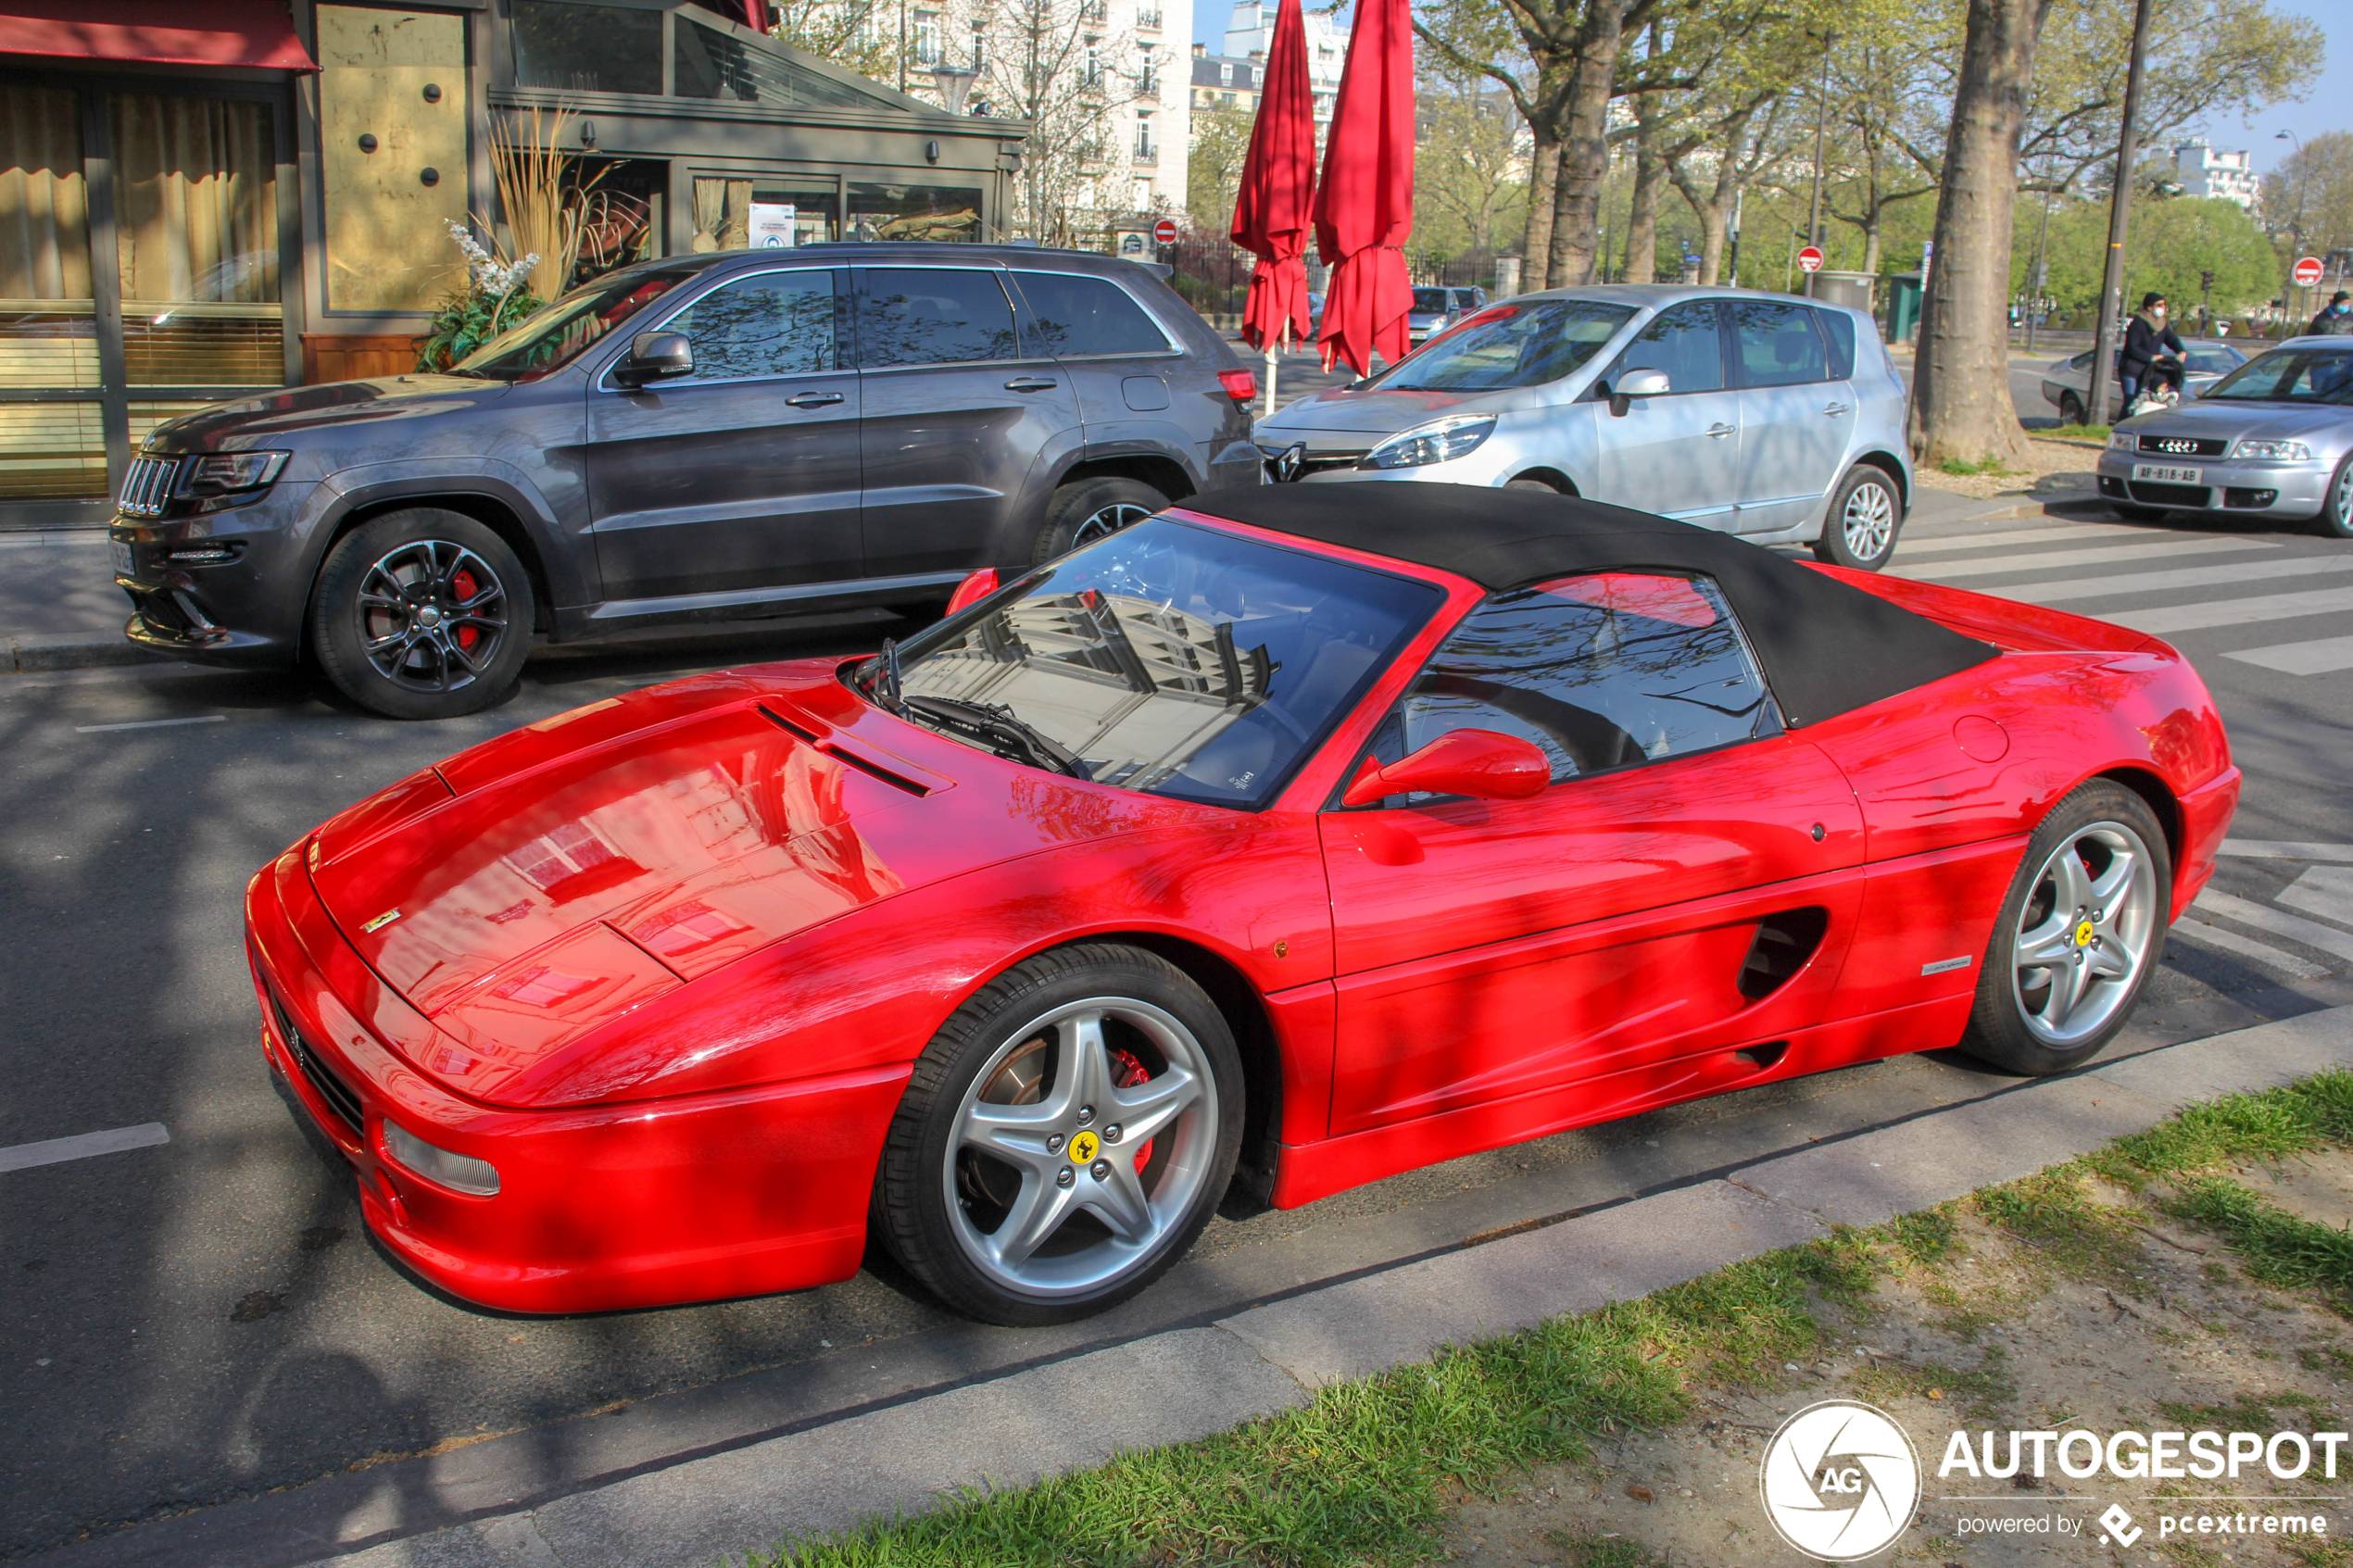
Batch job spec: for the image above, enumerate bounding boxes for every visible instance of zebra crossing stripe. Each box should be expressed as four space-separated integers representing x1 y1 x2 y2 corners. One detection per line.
2005 553 2353 606
2220 840 2353 861
2169 916 2328 980
1898 522 2146 557
2279 866 2353 928
1893 536 2277 582
2116 586 2353 635
2191 889 2353 965
2226 634 2353 675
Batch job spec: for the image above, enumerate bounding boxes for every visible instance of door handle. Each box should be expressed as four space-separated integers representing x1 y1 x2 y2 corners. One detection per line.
1822 401 1851 417
1003 377 1060 392
786 391 844 408
1705 422 1736 438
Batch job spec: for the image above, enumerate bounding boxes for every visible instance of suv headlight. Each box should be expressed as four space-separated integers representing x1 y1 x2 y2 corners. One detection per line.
2107 430 2139 450
2232 439 2312 461
180 451 288 495
1364 415 1496 470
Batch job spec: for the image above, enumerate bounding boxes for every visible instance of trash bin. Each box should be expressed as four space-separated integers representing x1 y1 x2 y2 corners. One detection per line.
1812 270 1876 315
1885 271 1924 345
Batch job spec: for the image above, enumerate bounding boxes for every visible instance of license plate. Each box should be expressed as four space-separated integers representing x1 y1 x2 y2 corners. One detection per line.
2133 462 2202 484
107 537 132 576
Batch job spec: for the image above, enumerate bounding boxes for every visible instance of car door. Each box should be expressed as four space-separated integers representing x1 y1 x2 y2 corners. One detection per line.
1007 268 1186 466
853 265 1083 575
585 267 862 608
1728 297 1850 533
1589 300 1744 527
1318 571 1866 1138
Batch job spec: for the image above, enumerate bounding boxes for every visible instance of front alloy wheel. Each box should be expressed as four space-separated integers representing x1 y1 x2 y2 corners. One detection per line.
356 539 510 696
875 944 1242 1324
310 508 535 720
2320 454 2353 539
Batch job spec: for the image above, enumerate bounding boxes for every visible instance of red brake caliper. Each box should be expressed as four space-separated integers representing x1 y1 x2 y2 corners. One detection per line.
1110 1048 1155 1174
449 569 480 652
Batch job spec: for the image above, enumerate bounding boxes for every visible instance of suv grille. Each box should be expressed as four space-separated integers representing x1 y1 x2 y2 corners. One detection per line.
118 456 179 518
2136 434 2227 458
269 989 363 1135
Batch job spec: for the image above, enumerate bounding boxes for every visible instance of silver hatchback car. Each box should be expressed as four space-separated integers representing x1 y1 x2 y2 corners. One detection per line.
2095 337 2353 535
1255 284 1915 569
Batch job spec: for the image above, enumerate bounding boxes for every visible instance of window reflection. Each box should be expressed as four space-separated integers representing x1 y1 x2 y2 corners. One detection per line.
661 270 838 379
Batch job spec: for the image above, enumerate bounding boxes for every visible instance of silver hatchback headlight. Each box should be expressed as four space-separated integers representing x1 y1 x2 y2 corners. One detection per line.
2232 439 2313 461
1364 414 1497 470
2107 430 2139 450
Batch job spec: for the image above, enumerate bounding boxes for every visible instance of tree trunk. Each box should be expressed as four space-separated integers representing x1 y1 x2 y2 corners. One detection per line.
1622 114 1663 282
1522 132 1560 291
1909 0 2054 467
1546 18 1625 288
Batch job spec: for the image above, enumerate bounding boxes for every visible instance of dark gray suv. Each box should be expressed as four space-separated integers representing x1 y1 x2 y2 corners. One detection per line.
109 245 1262 718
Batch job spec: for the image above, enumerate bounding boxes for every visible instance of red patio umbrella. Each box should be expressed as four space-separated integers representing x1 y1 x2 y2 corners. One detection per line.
1312 0 1416 378
1229 0 1317 383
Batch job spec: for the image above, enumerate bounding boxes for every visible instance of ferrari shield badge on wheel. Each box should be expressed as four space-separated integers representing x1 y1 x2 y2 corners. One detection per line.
1759 1399 1920 1561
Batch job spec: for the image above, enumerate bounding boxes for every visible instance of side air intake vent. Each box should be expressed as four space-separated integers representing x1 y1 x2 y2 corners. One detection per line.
1737 908 1830 1001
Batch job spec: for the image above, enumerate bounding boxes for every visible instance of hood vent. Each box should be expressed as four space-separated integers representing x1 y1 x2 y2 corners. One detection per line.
757 704 947 797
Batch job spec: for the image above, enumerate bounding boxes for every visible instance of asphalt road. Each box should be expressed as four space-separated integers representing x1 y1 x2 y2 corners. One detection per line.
9 485 2353 1563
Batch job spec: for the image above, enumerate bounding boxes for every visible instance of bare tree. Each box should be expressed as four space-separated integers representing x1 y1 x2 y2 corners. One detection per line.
972 0 1138 243
1663 92 1788 283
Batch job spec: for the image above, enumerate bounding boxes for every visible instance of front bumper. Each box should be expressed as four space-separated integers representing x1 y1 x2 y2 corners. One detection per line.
245 843 906 1313
110 482 323 670
2095 451 2332 517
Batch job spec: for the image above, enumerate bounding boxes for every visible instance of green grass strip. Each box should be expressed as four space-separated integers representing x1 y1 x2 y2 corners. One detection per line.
2166 1177 2353 1305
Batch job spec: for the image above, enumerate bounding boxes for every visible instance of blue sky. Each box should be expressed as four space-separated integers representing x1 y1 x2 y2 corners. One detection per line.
1193 0 2342 177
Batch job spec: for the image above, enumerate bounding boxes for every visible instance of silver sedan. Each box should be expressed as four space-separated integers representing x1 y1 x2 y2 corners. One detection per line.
1254 283 1917 570
2039 339 2246 425
2094 337 2353 534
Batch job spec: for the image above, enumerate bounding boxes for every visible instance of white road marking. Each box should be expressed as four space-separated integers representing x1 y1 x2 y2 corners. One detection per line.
1897 522 2149 557
2169 917 2328 979
2220 839 2353 861
2279 866 2353 928
0 1123 170 1174
2227 634 2353 675
73 715 226 734
2191 889 2353 964
1891 536 2277 582
2115 587 2353 635
2002 554 2353 605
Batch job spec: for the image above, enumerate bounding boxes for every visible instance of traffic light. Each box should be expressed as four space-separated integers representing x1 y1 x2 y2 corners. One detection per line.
2201 270 2215 292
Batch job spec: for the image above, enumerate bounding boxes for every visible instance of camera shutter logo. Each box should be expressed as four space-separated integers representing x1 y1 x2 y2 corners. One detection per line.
1758 1399 1921 1561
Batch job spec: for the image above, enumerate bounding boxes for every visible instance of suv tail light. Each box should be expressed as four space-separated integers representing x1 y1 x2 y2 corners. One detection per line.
1217 369 1258 403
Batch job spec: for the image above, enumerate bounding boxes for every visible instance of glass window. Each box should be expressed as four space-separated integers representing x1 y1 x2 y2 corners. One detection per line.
111 94 284 387
1378 573 1776 793
660 269 838 380
848 182 982 243
673 17 900 109
1374 298 1636 393
2203 346 2353 406
854 268 1018 367
1412 288 1449 312
1811 307 1856 380
1610 300 1725 394
0 87 90 307
1013 271 1170 357
690 178 838 251
886 518 1441 809
452 262 708 382
1730 299 1828 387
2184 345 2245 375
511 0 662 94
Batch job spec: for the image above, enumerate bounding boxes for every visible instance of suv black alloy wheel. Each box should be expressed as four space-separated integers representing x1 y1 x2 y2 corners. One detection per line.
309 508 535 720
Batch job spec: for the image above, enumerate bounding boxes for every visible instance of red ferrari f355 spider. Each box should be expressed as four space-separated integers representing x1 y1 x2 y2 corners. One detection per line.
247 485 2237 1324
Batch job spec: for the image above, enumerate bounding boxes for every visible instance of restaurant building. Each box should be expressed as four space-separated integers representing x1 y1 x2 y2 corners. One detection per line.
0 0 1022 529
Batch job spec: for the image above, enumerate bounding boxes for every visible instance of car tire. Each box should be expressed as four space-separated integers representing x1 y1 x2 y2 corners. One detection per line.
872 943 1243 1326
1031 477 1168 566
1506 477 1565 494
309 508 534 721
2109 501 2170 523
2057 392 2086 426
1958 780 2171 1076
2317 453 2353 539
1809 465 1905 571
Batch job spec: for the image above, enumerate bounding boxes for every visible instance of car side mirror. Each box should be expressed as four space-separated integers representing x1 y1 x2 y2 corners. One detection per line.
1341 728 1551 808
618 331 692 386
1606 367 1671 417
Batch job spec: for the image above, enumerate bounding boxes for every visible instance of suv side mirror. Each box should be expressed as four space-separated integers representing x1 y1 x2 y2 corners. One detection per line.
618 332 693 386
1606 367 1671 417
1341 729 1551 808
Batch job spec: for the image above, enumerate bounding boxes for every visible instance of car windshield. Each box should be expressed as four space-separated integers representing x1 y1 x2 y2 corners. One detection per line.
1412 288 1450 313
2200 346 2353 406
448 263 710 382
875 518 1441 810
1372 298 1637 393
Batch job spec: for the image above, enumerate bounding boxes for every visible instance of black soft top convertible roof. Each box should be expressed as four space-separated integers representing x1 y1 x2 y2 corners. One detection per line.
1176 483 1996 728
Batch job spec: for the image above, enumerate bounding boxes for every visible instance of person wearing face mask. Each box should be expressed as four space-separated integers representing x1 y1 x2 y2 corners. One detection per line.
2117 292 2185 411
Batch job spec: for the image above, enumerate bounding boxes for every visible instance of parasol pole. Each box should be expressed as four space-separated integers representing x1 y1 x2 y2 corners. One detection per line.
1264 323 1280 419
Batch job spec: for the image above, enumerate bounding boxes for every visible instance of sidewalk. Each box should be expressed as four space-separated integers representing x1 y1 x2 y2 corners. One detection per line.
38 1005 2353 1568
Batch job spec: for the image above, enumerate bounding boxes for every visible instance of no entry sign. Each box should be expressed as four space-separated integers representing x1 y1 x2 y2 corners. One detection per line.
2295 256 2325 287
1152 218 1178 245
1797 246 1824 273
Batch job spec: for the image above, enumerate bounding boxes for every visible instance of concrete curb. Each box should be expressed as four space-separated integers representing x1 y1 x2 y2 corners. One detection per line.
252 1006 2353 1568
4 630 169 673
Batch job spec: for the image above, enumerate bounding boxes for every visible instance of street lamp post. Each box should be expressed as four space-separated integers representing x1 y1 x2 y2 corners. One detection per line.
930 62 978 116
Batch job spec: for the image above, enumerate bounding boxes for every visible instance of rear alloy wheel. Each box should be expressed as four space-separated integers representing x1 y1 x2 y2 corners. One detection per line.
874 944 1241 1325
2057 391 2087 426
2318 454 2353 539
1960 781 2170 1075
1032 477 1169 566
310 508 533 720
1810 465 1904 571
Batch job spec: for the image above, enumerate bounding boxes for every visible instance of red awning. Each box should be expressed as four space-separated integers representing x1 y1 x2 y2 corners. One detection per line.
0 1 318 72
